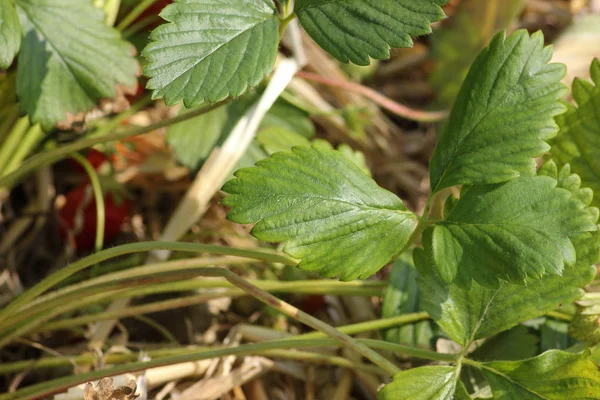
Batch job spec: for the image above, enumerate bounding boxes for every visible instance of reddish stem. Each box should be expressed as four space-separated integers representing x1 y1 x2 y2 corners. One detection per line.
296 70 448 123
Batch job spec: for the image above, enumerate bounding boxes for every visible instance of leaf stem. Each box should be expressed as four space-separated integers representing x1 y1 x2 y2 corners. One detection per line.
70 153 105 252
295 71 449 123
116 0 159 32
0 100 229 189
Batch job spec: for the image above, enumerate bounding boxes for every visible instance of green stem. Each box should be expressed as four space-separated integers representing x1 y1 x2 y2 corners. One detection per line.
547 310 573 322
0 316 434 377
30 281 386 335
70 153 105 252
0 116 29 176
0 101 229 189
2 124 43 176
293 312 430 341
0 241 294 323
0 339 401 400
116 0 159 32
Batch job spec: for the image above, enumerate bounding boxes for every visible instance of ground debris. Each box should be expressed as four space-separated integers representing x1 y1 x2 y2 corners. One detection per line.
83 378 138 400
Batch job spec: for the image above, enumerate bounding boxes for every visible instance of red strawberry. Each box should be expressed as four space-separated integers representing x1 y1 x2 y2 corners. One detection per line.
58 183 130 251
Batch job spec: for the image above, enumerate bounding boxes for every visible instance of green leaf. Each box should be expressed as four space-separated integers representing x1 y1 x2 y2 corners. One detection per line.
143 0 279 107
429 30 567 193
0 0 21 69
167 106 228 171
425 175 597 286
256 128 311 155
294 0 449 66
382 253 433 347
14 0 138 131
470 325 538 362
540 319 573 352
482 350 600 399
430 0 524 106
223 146 418 281
417 229 600 346
551 59 600 208
260 100 315 139
378 366 463 400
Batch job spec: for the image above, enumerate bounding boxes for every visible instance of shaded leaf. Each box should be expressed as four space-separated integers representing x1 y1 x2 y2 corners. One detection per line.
378 366 462 400
143 0 279 107
482 350 600 399
260 100 315 139
551 59 600 208
540 319 573 352
426 175 596 287
470 325 538 362
223 146 418 281
256 128 311 155
430 0 524 106
167 106 228 170
382 253 433 347
294 0 449 66
15 0 138 131
429 30 567 193
0 0 21 69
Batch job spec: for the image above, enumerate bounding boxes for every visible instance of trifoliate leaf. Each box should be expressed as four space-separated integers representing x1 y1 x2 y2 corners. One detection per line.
382 253 433 347
0 0 21 69
429 30 567 193
430 0 524 106
482 350 600 399
378 366 464 400
14 0 138 131
551 59 600 208
143 0 279 107
425 175 597 287
417 229 600 346
294 0 449 66
223 146 418 281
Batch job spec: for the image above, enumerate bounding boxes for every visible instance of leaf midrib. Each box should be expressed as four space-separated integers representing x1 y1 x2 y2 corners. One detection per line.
432 34 538 192
240 193 412 214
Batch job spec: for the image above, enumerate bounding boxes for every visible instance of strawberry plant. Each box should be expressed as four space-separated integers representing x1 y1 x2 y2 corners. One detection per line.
1 1 600 399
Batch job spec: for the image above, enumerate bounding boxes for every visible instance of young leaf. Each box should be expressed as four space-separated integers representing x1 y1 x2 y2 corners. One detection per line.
143 0 279 107
551 59 600 208
417 228 600 346
425 175 597 286
430 0 524 106
429 30 567 193
294 0 449 66
222 146 418 281
14 0 138 131
482 350 600 399
0 0 21 69
378 366 467 400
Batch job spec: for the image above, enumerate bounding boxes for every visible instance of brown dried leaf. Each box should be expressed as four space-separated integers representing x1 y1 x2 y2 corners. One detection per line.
83 378 138 400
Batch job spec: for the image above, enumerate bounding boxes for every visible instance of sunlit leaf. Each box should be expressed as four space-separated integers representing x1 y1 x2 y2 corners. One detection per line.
223 146 418 281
